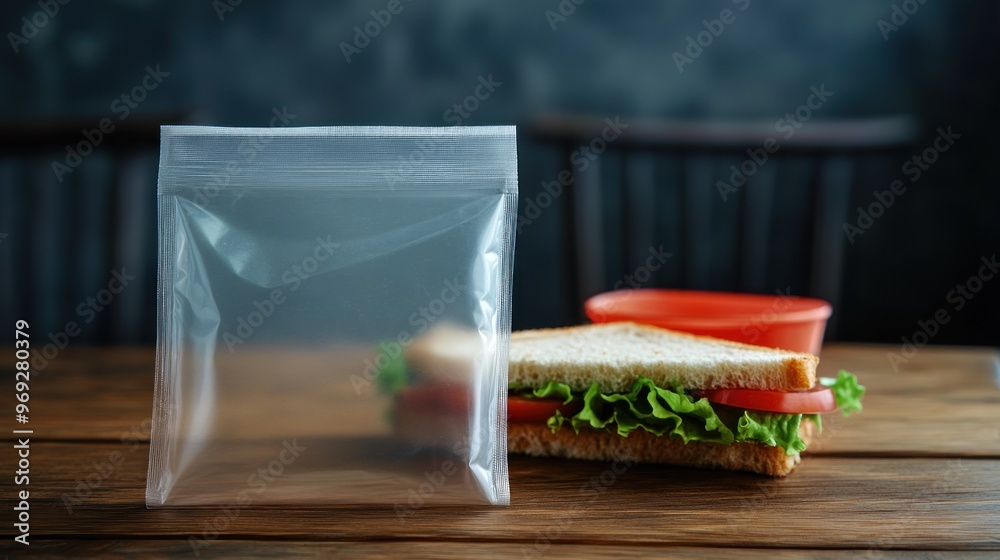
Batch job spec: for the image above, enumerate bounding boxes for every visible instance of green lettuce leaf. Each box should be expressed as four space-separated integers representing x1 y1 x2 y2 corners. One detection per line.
546 409 567 432
523 374 866 455
514 380 575 404
374 342 409 395
804 412 822 432
737 411 808 454
820 370 865 415
571 378 735 444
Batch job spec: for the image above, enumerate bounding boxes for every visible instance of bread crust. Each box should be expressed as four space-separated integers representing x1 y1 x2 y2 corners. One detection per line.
509 322 818 392
508 422 810 476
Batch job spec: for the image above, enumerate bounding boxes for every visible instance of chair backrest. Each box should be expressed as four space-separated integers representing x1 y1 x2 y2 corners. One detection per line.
528 114 920 338
0 115 183 345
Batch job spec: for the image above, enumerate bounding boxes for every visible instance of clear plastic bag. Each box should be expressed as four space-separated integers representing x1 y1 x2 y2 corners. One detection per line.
147 126 516 508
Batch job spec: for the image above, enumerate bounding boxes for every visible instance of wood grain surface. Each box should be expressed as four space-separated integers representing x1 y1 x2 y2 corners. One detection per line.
1 344 998 558
19 541 1000 560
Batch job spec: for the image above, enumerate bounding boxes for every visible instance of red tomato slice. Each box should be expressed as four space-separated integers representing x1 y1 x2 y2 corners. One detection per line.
508 396 582 424
700 385 837 414
396 384 469 413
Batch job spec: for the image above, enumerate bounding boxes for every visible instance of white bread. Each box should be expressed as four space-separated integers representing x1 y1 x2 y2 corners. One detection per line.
508 422 816 476
509 322 817 392
403 322 483 385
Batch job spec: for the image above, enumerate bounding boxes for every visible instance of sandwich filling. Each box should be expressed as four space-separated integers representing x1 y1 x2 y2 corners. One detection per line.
509 371 864 455
375 331 864 457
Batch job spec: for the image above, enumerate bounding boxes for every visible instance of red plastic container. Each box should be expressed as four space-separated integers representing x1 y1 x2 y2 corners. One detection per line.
584 289 832 355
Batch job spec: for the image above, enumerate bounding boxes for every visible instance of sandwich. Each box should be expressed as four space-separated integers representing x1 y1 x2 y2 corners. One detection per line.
382 321 863 476
506 322 863 476
385 323 481 446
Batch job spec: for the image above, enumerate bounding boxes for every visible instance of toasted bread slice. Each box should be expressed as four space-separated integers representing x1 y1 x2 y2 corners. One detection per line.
508 422 816 476
509 322 817 393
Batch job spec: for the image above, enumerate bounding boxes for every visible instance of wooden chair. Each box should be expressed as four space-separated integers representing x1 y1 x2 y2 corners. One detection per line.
0 114 184 344
527 114 919 337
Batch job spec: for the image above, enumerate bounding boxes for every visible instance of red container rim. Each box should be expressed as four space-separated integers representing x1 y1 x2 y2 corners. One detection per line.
584 289 832 329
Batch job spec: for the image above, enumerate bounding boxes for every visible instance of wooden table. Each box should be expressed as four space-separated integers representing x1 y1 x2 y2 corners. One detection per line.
2 344 999 558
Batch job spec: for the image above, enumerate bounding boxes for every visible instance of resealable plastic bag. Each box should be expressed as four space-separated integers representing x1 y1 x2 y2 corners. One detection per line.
147 126 516 508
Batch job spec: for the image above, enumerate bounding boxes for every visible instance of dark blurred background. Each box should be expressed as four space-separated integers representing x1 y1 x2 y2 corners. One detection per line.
0 1 997 347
